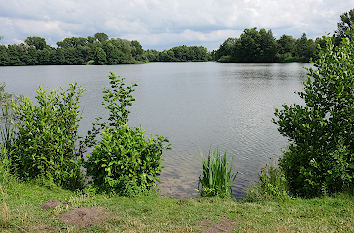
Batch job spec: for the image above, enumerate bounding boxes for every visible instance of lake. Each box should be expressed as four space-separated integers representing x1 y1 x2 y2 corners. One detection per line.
0 62 310 198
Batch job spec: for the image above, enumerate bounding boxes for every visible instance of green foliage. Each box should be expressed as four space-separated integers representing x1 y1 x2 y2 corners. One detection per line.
0 33 146 66
198 149 236 198
143 45 209 62
273 28 354 197
9 84 85 189
85 73 170 195
24 36 47 50
334 9 354 45
0 83 16 149
86 125 169 196
245 163 291 202
94 47 107 65
214 27 317 63
94 32 109 42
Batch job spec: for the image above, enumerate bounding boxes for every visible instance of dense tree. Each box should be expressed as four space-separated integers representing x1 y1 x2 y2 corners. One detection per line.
215 28 318 63
94 32 109 42
94 47 107 64
57 37 87 49
143 49 160 62
274 28 353 197
277 35 296 54
214 38 236 61
24 36 47 50
156 45 208 62
131 40 144 60
0 45 9 65
294 33 316 62
258 29 277 62
334 9 354 44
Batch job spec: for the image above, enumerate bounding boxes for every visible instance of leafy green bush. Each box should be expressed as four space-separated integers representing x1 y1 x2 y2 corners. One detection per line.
85 73 170 195
198 149 237 198
10 84 85 189
273 28 353 197
245 163 290 202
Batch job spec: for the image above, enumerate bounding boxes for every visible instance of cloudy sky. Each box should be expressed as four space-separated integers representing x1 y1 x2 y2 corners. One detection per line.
0 0 352 50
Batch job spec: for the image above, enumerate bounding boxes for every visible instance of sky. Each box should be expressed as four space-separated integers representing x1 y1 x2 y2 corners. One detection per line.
0 0 353 50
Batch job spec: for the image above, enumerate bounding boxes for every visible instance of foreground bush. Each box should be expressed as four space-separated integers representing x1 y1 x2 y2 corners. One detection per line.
198 149 236 198
274 28 353 197
10 84 85 189
85 73 170 195
245 163 290 202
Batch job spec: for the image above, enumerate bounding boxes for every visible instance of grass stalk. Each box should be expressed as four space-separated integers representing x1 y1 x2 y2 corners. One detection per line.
198 149 236 198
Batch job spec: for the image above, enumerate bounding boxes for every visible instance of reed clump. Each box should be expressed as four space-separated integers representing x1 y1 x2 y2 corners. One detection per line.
198 149 237 198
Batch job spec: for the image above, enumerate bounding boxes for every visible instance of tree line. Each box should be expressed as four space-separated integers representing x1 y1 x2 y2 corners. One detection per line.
0 9 352 65
213 9 353 63
0 33 210 66
212 28 323 63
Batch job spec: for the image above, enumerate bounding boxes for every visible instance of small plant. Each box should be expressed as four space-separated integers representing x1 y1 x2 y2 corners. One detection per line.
198 149 237 198
0 184 10 228
85 73 170 195
0 82 16 151
245 163 291 202
9 84 85 189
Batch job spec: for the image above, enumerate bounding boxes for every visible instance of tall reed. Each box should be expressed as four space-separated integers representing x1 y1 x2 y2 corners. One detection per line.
198 149 237 198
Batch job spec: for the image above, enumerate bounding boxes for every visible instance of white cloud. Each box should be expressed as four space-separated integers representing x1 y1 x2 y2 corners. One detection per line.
0 0 353 49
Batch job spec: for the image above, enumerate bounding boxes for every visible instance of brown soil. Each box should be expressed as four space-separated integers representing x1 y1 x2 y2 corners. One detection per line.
40 200 69 210
58 207 108 227
200 217 236 233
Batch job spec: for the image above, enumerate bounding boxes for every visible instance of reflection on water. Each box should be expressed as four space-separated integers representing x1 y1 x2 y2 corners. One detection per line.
0 62 310 198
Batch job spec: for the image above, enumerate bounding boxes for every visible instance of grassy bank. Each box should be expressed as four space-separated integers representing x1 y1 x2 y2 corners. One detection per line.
1 177 353 232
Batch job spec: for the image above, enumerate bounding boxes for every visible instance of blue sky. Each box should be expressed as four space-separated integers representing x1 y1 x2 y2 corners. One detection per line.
0 0 352 50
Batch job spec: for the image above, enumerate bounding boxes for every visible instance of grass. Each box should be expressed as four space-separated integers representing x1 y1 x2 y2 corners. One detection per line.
198 149 237 198
0 176 353 232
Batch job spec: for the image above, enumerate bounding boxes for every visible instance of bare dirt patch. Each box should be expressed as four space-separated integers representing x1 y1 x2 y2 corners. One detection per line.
200 217 237 233
58 207 108 227
40 200 69 210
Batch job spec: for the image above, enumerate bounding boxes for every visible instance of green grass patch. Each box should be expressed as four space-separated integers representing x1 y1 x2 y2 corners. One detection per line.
0 177 352 232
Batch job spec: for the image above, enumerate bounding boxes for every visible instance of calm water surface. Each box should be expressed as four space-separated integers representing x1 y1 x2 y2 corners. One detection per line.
0 62 310 198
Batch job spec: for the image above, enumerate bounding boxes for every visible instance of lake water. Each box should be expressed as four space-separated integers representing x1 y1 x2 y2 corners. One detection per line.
0 62 310 198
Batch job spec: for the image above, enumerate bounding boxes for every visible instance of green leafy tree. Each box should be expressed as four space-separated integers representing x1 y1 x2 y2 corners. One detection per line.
215 37 237 61
0 45 9 65
294 33 315 62
10 84 85 189
94 33 109 43
57 37 87 49
130 40 143 59
258 29 277 62
84 73 170 195
334 9 354 44
143 49 160 62
273 28 354 197
24 36 47 50
94 47 107 65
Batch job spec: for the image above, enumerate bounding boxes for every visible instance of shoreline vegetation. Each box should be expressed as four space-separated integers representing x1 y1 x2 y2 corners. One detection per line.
0 9 352 66
0 9 353 233
0 28 328 66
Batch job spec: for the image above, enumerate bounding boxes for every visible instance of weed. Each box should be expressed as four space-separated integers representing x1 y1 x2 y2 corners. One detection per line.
198 149 237 198
245 162 291 202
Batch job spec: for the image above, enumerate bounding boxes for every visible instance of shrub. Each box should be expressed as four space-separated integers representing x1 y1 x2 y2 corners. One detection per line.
10 84 85 189
273 27 353 197
85 73 170 195
198 149 237 198
245 163 291 202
